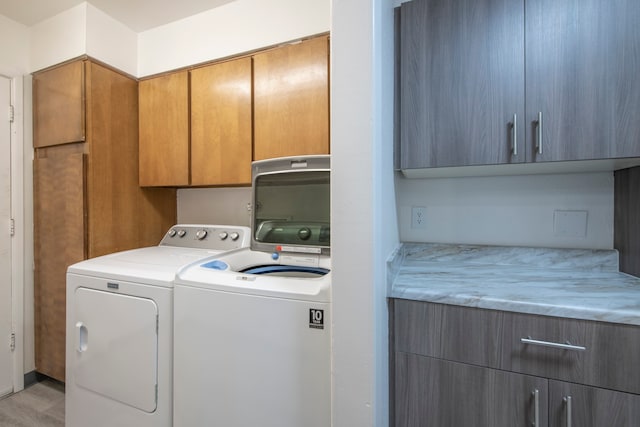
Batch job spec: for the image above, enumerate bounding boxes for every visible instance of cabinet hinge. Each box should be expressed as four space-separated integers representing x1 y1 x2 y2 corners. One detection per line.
10 333 15 351
10 218 15 237
8 105 14 123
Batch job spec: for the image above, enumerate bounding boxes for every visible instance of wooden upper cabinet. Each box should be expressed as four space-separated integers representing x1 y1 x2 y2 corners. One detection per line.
191 58 252 186
139 71 190 186
33 60 86 148
253 36 330 161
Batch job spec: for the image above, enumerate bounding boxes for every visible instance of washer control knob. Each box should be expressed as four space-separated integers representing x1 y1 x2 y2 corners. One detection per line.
219 232 228 240
168 229 177 237
298 227 312 240
177 229 187 238
196 230 208 240
230 232 240 241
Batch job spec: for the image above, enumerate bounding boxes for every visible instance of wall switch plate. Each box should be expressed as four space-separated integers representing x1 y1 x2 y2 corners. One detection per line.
411 206 427 229
554 210 588 238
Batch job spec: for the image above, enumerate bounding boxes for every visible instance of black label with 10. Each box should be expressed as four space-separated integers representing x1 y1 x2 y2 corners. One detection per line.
309 309 324 329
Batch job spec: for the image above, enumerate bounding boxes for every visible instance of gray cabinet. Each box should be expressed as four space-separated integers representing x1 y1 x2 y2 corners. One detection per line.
399 0 525 168
392 299 640 427
526 0 640 163
548 381 640 427
395 353 547 427
399 0 640 170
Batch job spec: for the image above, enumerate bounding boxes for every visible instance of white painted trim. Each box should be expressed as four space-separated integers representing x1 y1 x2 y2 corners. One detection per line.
9 75 24 392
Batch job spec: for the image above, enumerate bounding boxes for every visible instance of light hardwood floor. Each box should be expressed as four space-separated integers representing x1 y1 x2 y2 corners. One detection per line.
0 380 64 427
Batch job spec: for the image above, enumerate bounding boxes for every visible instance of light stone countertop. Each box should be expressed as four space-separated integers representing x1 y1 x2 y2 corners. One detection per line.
389 243 640 326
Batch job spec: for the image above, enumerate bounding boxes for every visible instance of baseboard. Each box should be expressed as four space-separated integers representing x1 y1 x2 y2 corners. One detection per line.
23 370 38 388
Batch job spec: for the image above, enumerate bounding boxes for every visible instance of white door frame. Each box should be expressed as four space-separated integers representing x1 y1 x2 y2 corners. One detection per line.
2 73 25 393
11 75 25 393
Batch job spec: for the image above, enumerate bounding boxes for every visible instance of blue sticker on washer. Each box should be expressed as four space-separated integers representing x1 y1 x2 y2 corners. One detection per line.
201 260 229 270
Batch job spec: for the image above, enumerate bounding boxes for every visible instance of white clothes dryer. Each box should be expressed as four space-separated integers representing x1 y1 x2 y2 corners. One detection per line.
65 224 250 427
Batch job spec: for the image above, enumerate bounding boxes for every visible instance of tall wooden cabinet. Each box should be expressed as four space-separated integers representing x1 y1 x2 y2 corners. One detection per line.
399 0 640 169
138 35 330 187
33 59 176 382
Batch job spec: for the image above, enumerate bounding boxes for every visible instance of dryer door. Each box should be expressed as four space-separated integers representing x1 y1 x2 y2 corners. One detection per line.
72 287 158 412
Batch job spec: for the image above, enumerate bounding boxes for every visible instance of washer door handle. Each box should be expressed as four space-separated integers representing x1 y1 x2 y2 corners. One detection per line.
76 321 88 353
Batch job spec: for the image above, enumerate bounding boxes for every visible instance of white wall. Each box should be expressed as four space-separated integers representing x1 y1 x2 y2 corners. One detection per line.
29 2 137 75
0 15 30 75
177 187 252 226
138 0 330 77
331 0 398 426
29 4 86 72
396 172 614 249
86 4 137 76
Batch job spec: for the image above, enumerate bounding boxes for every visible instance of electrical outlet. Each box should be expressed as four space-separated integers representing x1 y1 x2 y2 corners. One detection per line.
411 206 427 229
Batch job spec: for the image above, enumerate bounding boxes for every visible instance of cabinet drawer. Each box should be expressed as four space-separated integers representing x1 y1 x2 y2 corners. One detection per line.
501 312 640 394
394 300 503 368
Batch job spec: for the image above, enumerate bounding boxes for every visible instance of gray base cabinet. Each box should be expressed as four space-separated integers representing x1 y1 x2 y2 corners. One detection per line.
396 353 547 426
392 299 640 427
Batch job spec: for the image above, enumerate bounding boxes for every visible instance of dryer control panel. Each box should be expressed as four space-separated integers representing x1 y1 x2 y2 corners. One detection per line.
160 224 250 251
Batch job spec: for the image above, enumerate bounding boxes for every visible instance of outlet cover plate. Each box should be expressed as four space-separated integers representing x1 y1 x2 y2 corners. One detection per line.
411 206 427 229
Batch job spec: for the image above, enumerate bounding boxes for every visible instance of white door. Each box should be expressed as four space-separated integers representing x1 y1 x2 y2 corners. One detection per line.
0 76 12 397
73 287 158 412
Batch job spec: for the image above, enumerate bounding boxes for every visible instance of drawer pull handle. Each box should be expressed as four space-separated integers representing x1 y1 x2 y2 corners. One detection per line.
521 337 586 351
564 396 572 427
511 113 518 157
535 111 543 155
532 389 540 427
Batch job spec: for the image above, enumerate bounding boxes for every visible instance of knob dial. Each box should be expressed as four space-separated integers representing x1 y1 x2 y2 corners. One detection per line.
298 227 311 240
219 232 228 240
196 230 208 240
168 229 177 237
230 232 240 241
177 229 187 238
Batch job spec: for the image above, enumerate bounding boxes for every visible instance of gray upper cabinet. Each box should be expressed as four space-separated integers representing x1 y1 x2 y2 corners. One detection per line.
399 0 525 168
399 0 640 170
526 0 640 162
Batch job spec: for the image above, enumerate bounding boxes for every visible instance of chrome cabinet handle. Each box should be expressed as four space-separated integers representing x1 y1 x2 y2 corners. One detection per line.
564 396 572 427
511 113 518 156
535 112 543 155
521 337 586 351
532 389 540 427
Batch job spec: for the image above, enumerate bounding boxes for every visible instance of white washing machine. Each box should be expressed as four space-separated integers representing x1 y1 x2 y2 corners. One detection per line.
173 155 332 427
65 224 250 427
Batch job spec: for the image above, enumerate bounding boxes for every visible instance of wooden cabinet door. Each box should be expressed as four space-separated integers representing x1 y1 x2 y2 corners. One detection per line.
395 352 549 427
139 71 189 186
33 61 85 148
191 58 252 185
399 0 525 169
526 0 640 162
34 146 86 382
253 36 330 161
549 380 640 427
